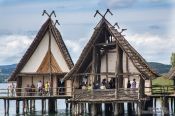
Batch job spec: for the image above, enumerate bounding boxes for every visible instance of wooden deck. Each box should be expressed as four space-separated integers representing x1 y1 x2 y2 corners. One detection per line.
0 87 72 100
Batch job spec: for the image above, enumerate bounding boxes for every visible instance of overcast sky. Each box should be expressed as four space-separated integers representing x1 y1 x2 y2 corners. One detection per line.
0 0 175 65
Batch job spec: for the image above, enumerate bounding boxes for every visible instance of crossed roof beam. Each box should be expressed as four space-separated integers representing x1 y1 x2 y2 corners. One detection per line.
42 10 60 26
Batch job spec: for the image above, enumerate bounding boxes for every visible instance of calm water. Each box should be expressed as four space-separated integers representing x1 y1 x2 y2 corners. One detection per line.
0 83 174 115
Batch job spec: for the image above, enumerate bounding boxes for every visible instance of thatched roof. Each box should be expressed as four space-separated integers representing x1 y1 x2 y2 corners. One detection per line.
8 18 74 81
64 18 159 80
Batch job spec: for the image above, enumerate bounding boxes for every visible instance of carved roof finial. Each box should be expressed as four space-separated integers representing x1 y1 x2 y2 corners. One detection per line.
94 9 113 18
42 10 56 18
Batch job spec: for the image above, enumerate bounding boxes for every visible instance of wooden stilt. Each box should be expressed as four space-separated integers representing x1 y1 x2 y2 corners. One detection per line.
16 100 20 114
30 100 32 112
154 98 157 113
88 103 91 113
113 103 119 116
4 99 6 115
163 97 169 115
42 99 44 113
22 100 25 114
66 99 68 111
48 99 56 113
171 98 173 113
127 103 132 115
71 103 75 115
33 100 35 111
144 97 153 111
7 100 9 114
55 99 57 113
91 103 96 116
137 102 142 116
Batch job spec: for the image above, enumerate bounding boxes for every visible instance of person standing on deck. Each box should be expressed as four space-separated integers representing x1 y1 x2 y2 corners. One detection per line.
37 80 42 95
127 80 131 88
45 81 49 95
131 79 136 88
131 79 136 94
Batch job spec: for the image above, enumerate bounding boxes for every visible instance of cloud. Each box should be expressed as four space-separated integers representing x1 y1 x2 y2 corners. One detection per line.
126 33 175 64
0 35 33 65
65 38 89 62
98 0 138 9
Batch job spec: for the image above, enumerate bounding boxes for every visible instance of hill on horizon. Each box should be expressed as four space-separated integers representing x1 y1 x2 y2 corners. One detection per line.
0 62 171 82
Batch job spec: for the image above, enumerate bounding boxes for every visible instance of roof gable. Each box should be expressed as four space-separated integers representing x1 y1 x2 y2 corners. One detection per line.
8 18 74 81
64 18 159 80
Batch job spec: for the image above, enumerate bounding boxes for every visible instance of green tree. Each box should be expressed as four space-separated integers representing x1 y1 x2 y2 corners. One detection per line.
171 53 175 67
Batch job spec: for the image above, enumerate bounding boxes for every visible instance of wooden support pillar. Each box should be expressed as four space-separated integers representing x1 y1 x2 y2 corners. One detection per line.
162 96 169 115
30 100 32 112
127 103 132 115
96 103 102 115
92 46 96 84
48 99 56 113
26 100 29 113
91 103 96 116
115 43 124 114
71 102 75 115
4 99 6 114
7 100 9 114
174 98 175 113
144 97 153 111
16 100 20 114
42 99 44 113
137 102 142 116
154 98 157 113
113 103 119 116
171 98 173 113
66 99 68 110
22 100 26 114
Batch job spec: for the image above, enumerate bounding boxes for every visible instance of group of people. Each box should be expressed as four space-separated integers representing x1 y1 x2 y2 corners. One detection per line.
127 79 136 89
80 78 116 91
80 78 137 91
25 80 51 96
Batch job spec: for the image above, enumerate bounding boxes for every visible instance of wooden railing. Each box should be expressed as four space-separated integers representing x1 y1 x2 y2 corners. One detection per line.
0 87 72 97
73 88 139 101
145 85 175 95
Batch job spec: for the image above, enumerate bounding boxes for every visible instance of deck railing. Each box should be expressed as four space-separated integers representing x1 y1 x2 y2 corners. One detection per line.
0 87 72 97
145 85 175 95
73 88 139 101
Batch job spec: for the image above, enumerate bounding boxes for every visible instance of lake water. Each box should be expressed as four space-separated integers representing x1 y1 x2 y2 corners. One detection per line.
0 83 174 115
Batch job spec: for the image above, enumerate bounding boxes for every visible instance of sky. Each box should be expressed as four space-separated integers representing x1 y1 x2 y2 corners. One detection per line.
0 0 175 65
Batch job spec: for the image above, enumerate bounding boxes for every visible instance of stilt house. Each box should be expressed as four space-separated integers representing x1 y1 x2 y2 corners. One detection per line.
8 17 74 96
63 16 159 103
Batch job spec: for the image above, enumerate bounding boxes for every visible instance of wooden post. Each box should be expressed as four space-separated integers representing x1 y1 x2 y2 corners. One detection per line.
66 99 68 110
144 97 153 111
7 100 9 114
114 103 119 116
106 50 108 81
23 100 25 114
48 99 56 113
29 100 32 112
91 103 96 116
154 98 157 113
16 100 20 114
4 99 6 114
171 98 173 113
127 102 132 115
137 102 141 116
42 99 44 113
163 96 169 115
115 42 124 115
